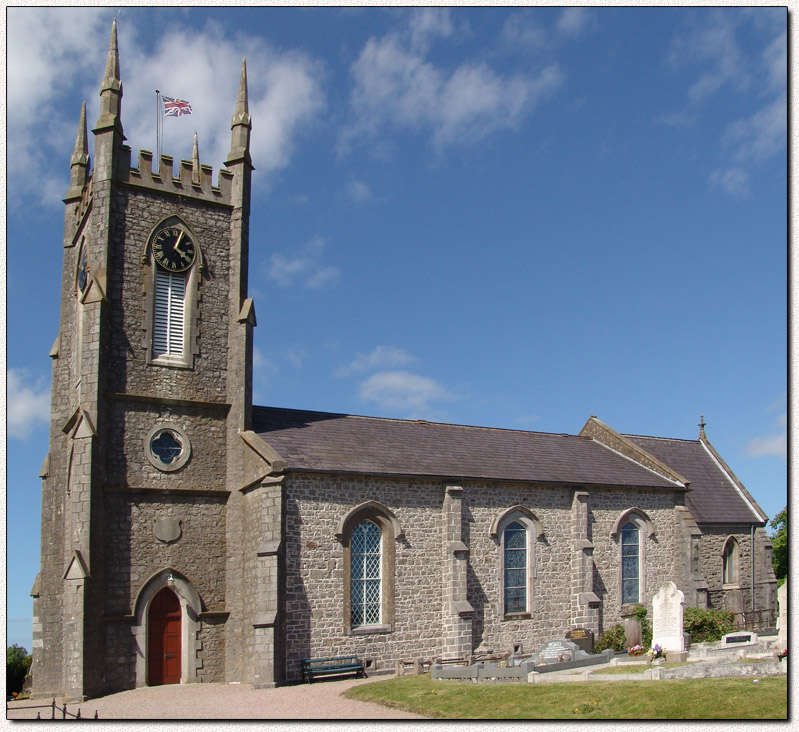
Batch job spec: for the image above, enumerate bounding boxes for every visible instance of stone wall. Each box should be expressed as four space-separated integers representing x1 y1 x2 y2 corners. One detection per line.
106 189 232 402
699 524 754 610
283 474 683 682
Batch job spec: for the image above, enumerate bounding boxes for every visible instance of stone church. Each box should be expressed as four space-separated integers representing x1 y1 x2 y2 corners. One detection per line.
31 22 777 700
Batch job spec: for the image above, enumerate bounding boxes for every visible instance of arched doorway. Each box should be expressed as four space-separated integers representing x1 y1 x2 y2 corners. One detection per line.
147 587 182 685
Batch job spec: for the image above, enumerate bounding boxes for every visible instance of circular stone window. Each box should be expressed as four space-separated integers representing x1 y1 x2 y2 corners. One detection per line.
145 425 191 472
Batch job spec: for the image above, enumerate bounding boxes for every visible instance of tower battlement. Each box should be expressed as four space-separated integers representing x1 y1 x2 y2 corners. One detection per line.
123 146 234 205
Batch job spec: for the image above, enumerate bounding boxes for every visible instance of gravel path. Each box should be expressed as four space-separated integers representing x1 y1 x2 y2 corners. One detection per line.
6 675 427 720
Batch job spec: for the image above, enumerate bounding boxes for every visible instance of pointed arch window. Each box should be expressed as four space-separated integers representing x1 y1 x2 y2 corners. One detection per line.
491 507 541 618
722 537 740 587
145 220 200 368
621 522 641 605
337 501 401 634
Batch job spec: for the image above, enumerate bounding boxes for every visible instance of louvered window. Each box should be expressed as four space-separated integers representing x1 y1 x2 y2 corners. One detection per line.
351 520 382 626
153 269 187 358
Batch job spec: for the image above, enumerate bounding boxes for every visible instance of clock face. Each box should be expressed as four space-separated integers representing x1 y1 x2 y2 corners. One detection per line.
152 227 196 272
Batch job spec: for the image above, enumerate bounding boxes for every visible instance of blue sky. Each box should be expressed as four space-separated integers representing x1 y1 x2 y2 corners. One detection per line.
5 6 787 652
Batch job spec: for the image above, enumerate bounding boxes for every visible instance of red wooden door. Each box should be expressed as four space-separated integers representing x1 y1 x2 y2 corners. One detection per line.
147 587 181 685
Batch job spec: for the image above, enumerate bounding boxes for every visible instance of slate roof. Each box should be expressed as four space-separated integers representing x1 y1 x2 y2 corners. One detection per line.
624 434 767 525
252 406 679 490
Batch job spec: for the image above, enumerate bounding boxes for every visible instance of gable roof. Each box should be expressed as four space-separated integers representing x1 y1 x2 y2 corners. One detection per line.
624 434 768 525
252 406 680 490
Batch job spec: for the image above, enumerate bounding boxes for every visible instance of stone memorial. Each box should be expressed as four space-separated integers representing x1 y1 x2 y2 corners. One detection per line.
566 628 594 654
720 631 758 647
777 581 787 652
621 615 642 648
535 639 579 665
724 588 745 628
651 582 685 652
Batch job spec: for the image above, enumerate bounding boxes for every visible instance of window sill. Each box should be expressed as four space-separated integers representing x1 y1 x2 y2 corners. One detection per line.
502 613 531 621
722 583 740 590
350 624 392 635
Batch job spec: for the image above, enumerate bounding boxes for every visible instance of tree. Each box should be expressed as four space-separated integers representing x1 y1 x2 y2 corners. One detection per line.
770 506 787 586
6 644 31 695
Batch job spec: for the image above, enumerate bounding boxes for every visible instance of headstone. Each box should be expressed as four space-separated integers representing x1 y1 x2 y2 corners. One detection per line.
777 581 787 652
622 616 641 648
724 589 745 628
535 639 579 665
651 582 685 652
566 627 594 654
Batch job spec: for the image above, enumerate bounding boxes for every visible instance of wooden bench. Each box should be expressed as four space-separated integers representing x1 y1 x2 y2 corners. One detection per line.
301 655 366 683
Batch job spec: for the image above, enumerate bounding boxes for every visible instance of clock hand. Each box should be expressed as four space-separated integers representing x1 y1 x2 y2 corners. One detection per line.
173 231 185 255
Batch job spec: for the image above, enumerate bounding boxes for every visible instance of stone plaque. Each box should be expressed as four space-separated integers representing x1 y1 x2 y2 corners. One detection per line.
536 639 578 664
651 582 685 652
154 517 182 544
721 631 757 646
566 628 594 654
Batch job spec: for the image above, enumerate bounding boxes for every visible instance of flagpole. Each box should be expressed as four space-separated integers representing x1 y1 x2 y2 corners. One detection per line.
155 90 161 163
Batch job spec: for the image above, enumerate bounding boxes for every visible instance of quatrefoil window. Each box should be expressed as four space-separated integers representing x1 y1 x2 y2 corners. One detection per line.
145 425 191 472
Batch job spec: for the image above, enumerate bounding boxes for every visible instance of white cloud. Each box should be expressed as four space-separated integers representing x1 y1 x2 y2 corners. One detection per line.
667 12 786 197
7 369 50 439
709 167 749 196
344 15 563 151
337 346 416 376
266 237 340 289
358 370 454 415
557 8 589 36
6 9 325 208
347 180 374 203
745 404 787 459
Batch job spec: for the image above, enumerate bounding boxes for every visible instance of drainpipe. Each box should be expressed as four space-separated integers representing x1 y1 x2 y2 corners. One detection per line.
751 524 755 612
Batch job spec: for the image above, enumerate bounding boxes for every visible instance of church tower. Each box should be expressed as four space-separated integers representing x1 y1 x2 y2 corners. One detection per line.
32 21 268 699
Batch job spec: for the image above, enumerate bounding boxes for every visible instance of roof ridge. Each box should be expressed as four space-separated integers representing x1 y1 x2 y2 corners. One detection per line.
624 433 699 444
253 404 576 438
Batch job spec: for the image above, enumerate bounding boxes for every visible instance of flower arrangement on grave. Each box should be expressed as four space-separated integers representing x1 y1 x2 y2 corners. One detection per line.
647 644 664 660
627 644 646 656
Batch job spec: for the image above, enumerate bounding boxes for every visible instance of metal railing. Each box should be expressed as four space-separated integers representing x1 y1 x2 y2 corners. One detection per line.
6 698 98 720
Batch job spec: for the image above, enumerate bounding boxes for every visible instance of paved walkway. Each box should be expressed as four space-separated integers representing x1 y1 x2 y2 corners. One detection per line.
6 675 426 720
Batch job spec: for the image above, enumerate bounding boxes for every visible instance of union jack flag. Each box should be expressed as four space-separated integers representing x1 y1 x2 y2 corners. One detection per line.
163 97 192 117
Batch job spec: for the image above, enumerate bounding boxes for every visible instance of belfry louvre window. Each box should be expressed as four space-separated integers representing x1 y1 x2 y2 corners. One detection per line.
350 520 381 626
153 268 187 358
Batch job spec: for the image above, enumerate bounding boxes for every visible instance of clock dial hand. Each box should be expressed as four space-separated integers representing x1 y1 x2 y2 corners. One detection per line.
173 231 186 256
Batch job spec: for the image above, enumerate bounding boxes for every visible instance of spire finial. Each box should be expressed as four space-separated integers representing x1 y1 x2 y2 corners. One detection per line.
698 415 707 440
227 57 252 165
191 131 201 185
71 102 89 165
65 102 90 200
96 19 124 133
103 18 120 85
236 58 249 117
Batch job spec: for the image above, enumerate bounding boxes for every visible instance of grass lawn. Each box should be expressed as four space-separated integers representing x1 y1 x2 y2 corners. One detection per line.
344 674 787 719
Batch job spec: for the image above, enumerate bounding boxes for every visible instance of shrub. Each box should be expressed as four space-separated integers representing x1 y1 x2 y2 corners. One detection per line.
632 605 653 648
683 608 734 643
7 645 31 696
594 624 626 653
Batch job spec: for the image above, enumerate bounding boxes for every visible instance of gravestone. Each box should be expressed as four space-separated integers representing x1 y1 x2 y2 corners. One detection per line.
535 639 579 665
566 628 594 654
651 582 685 652
777 581 787 652
724 588 745 628
622 616 641 648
